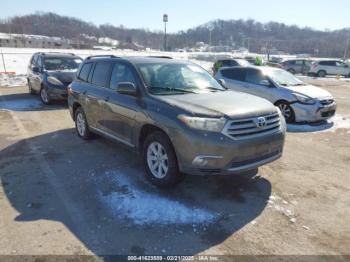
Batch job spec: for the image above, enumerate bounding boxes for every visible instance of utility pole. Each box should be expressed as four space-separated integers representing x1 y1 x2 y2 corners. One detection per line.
163 14 168 51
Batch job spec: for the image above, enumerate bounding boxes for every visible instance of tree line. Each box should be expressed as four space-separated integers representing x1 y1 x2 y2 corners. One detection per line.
0 12 349 58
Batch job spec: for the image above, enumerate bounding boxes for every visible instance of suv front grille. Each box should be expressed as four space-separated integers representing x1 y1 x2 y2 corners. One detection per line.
222 112 280 140
320 99 334 106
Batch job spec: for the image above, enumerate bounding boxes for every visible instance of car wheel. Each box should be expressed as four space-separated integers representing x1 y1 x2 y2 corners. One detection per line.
28 79 35 95
75 107 91 139
40 87 51 105
317 70 326 78
276 101 295 123
143 131 183 188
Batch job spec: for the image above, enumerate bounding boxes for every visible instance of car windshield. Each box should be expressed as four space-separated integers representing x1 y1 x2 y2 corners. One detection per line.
264 68 305 87
43 57 83 71
136 62 226 95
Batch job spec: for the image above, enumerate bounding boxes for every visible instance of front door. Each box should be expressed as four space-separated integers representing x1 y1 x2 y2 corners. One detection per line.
101 62 140 146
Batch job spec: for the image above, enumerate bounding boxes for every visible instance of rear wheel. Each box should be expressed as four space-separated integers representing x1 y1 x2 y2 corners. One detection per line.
40 87 51 105
276 101 295 123
142 131 183 188
317 70 326 78
75 107 91 140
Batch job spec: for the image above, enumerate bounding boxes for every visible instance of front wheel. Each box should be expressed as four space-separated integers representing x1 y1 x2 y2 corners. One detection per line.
40 87 51 105
276 101 295 123
142 131 183 188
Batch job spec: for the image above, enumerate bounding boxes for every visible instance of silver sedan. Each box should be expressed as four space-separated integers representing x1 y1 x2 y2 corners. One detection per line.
215 66 336 123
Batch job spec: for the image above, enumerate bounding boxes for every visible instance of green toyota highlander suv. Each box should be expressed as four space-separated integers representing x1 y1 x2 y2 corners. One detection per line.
68 55 286 187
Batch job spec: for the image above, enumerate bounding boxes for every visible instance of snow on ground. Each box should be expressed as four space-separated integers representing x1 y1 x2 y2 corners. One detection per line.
98 170 217 226
287 115 350 133
0 97 42 111
0 74 27 87
299 75 350 82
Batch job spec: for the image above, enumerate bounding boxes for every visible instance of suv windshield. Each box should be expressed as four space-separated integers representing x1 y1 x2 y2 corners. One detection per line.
263 68 305 87
136 62 225 95
43 57 83 71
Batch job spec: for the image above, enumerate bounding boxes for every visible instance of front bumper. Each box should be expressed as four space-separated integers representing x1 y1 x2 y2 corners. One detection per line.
291 101 337 122
171 126 285 176
46 86 68 101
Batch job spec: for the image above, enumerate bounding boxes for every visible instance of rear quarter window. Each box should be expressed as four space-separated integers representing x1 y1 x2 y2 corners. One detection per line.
78 62 93 82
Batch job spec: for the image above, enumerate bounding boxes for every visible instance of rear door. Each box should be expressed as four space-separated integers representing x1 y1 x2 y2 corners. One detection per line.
78 61 112 130
100 62 140 147
219 68 247 92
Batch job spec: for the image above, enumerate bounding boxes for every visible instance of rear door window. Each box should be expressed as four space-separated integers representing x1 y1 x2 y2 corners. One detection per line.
78 62 93 82
91 62 112 87
221 68 246 81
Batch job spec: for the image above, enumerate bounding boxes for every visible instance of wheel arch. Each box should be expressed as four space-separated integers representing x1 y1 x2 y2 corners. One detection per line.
138 124 172 154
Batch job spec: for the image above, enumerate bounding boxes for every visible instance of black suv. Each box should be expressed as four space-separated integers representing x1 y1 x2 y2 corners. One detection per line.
27 52 83 104
68 55 285 187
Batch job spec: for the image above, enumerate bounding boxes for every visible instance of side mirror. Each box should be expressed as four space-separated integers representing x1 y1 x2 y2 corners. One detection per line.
259 80 271 87
32 66 40 73
217 79 226 87
117 82 137 96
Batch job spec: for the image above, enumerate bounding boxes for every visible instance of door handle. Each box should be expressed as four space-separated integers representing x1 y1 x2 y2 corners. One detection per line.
104 96 110 102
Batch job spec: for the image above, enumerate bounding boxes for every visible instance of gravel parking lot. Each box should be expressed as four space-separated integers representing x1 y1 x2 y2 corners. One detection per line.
0 77 350 258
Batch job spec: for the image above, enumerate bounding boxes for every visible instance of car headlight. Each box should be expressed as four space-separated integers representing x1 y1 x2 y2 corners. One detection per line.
293 93 316 105
178 115 227 132
47 76 64 86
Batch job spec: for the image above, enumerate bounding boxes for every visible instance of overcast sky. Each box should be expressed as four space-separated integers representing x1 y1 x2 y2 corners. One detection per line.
2 0 350 32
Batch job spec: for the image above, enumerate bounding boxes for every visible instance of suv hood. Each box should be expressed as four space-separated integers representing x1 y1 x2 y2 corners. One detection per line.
156 91 277 119
46 70 76 85
283 84 333 100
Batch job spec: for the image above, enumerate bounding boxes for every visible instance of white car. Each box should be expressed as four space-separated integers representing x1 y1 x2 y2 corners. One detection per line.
309 60 350 78
215 66 337 123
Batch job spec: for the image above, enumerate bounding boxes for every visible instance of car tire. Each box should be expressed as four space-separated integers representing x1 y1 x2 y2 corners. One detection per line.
142 131 183 188
40 87 51 105
28 79 35 95
75 107 91 140
276 101 295 123
317 70 326 78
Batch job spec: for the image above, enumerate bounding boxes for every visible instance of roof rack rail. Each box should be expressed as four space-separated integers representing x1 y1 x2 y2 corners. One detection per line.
39 52 76 56
148 56 173 59
86 55 120 60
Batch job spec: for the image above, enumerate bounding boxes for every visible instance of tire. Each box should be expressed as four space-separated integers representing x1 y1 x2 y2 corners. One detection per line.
75 107 91 140
317 70 326 78
40 87 51 105
276 101 295 123
28 79 35 95
142 131 183 188
346 73 350 79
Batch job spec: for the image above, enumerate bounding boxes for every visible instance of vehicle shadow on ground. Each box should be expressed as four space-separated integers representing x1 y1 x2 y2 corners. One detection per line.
0 129 272 256
287 121 334 133
0 92 67 112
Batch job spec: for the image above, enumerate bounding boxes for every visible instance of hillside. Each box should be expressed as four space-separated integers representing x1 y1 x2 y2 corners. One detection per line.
0 12 349 57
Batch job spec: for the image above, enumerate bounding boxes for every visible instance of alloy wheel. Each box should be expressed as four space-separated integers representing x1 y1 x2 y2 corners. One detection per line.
147 142 169 179
76 112 86 137
40 88 49 104
278 103 292 120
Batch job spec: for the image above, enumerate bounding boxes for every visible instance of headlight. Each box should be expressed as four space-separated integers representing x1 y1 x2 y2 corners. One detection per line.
47 76 63 86
178 115 227 132
293 93 315 105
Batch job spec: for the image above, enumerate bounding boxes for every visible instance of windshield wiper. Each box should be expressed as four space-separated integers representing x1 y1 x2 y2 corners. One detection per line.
149 86 197 94
205 86 226 92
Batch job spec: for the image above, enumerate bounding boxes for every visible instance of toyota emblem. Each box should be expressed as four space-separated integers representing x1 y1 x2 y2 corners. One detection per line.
255 117 267 128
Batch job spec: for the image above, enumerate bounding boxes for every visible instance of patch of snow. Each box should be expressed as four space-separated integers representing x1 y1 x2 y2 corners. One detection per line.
98 170 217 226
0 98 42 111
287 115 350 133
0 74 27 87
